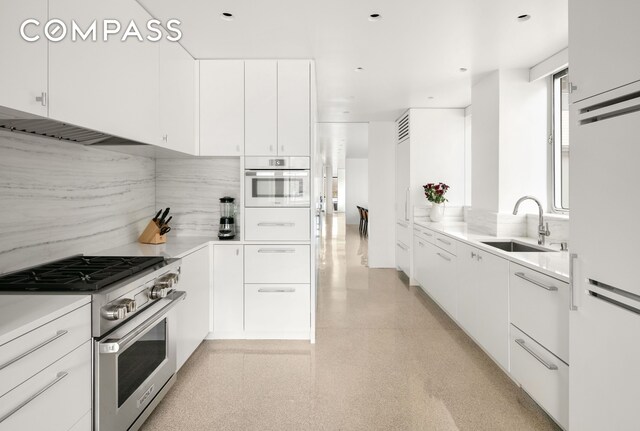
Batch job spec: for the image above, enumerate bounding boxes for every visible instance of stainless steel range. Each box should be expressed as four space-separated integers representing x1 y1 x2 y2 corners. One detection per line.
0 255 186 431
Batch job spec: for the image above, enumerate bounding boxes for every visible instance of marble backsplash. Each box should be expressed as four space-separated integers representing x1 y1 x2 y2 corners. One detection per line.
465 207 569 243
155 158 241 237
0 130 155 274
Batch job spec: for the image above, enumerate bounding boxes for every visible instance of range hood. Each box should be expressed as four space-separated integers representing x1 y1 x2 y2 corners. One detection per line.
0 117 146 146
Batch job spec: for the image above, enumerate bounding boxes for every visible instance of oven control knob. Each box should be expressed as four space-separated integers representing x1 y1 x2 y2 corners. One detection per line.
150 284 169 300
121 298 137 313
104 305 127 321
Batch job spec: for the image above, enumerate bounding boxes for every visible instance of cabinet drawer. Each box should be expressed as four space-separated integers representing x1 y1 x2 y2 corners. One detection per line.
413 226 435 244
396 221 411 246
510 326 568 430
0 304 90 397
245 208 310 241
509 264 569 362
0 341 91 431
434 233 456 255
245 284 310 334
245 245 310 284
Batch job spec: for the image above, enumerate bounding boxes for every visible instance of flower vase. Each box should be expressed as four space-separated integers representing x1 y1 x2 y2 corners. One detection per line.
429 203 445 222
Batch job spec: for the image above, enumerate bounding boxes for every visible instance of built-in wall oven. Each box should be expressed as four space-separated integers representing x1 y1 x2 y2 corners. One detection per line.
245 157 310 208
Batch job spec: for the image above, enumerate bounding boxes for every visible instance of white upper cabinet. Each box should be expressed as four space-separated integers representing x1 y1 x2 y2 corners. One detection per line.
0 0 48 117
48 0 160 145
278 60 310 156
569 0 640 102
245 60 277 156
199 60 244 156
158 40 197 155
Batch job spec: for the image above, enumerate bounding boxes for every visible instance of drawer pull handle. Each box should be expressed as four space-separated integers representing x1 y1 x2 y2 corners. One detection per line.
257 248 296 253
397 221 408 228
257 222 295 227
258 288 296 293
397 242 409 251
436 252 451 262
515 272 558 291
437 238 451 246
515 339 558 370
0 330 68 371
418 242 424 247
0 371 68 423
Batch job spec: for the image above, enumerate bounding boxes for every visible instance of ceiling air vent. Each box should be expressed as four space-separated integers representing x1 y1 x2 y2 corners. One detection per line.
397 113 409 143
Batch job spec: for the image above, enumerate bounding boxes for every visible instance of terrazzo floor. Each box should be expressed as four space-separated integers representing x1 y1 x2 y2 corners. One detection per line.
140 213 559 431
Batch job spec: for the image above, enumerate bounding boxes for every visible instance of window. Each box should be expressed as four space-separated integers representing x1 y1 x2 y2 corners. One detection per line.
552 69 570 211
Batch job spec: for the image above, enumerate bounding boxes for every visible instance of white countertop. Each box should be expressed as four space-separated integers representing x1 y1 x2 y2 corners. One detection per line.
414 219 570 282
0 295 90 346
96 235 228 259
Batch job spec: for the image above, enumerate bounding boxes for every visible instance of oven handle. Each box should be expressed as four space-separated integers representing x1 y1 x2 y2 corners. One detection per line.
99 290 186 355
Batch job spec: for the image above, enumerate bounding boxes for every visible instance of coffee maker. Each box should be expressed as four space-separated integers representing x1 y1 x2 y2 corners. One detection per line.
218 196 236 240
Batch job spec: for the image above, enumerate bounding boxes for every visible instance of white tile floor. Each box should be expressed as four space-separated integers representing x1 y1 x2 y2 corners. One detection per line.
140 214 559 430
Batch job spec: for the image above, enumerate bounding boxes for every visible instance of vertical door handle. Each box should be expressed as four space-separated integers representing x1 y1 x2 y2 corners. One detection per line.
569 253 578 310
405 188 410 221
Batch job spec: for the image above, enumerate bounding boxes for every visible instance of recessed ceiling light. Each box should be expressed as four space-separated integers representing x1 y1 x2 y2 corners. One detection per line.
342 111 350 114
459 67 468 72
368 13 382 22
221 12 234 21
428 96 435 100
517 14 531 22
355 67 364 72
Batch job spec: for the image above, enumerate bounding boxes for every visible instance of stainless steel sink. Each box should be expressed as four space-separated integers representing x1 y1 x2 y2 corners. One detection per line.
481 241 556 253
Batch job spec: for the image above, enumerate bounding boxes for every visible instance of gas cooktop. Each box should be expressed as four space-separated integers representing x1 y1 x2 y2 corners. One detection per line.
0 255 166 292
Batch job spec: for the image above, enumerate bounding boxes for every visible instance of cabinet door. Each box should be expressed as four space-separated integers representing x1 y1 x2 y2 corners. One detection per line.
277 60 310 156
49 0 159 144
0 0 48 117
395 139 410 222
569 0 640 102
413 235 428 288
457 243 479 340
245 60 277 156
212 244 244 338
176 245 211 369
476 250 510 370
433 247 456 318
158 40 197 155
199 60 244 156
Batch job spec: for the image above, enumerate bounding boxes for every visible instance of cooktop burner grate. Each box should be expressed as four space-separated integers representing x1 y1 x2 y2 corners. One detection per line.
0 256 166 292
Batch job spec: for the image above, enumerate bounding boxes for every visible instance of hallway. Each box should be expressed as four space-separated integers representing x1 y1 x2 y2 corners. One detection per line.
141 214 558 430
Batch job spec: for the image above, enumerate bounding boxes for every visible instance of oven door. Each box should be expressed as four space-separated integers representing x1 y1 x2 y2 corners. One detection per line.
245 170 310 207
95 290 186 431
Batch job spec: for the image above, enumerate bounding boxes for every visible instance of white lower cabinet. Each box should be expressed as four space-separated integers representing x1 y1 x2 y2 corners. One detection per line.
422 241 457 318
245 284 310 338
244 208 310 241
212 244 244 339
0 341 91 431
510 325 569 430
457 242 480 340
244 245 310 284
509 263 569 363
175 245 211 370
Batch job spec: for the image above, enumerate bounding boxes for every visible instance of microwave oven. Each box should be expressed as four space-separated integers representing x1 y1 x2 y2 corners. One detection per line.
244 157 310 208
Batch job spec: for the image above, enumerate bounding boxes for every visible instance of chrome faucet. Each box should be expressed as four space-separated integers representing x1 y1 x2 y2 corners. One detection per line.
512 196 550 245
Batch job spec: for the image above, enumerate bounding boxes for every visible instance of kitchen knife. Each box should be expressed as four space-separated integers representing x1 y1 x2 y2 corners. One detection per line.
158 207 170 225
153 209 162 222
164 216 172 225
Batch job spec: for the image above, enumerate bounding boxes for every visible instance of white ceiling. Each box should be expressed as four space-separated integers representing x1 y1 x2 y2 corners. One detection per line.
138 0 568 123
317 123 368 174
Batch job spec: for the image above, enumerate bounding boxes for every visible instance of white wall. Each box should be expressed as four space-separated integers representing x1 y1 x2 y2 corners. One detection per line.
464 106 472 206
367 122 396 268
471 71 500 212
471 69 548 214
498 69 548 212
345 158 368 225
337 168 346 213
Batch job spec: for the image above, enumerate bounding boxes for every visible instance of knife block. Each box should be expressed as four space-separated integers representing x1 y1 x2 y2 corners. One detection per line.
138 220 167 245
